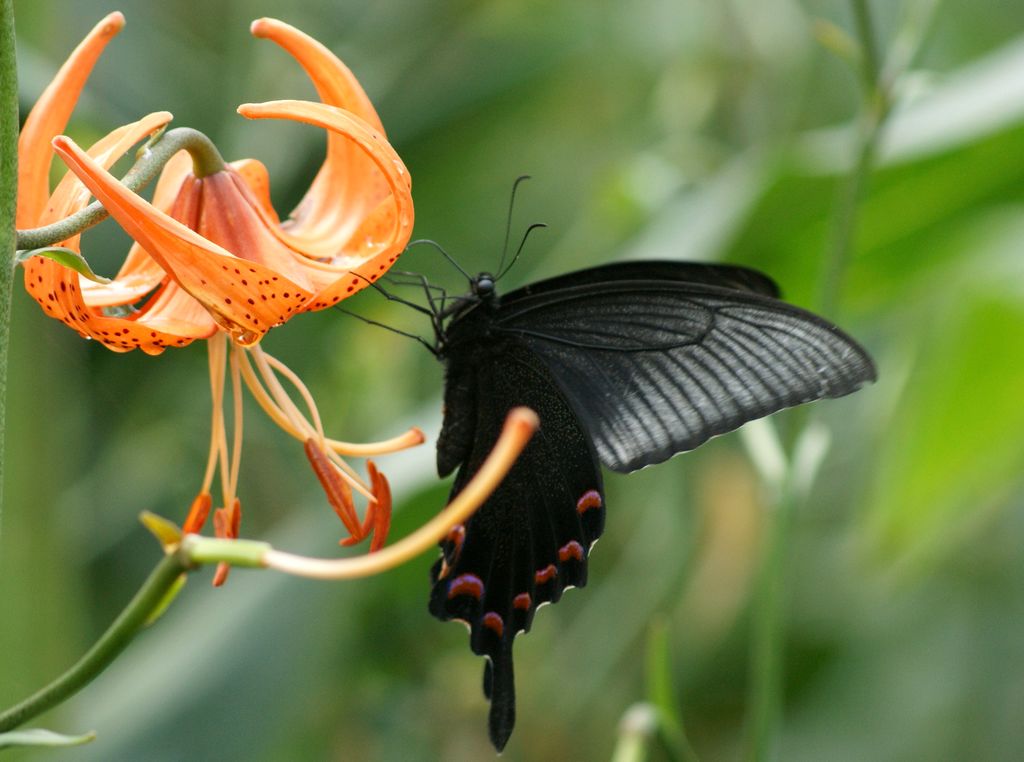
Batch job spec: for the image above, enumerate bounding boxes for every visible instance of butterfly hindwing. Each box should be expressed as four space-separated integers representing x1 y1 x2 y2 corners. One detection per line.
431 337 604 751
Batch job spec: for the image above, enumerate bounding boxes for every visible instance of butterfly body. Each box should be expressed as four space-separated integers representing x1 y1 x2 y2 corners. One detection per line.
427 260 876 750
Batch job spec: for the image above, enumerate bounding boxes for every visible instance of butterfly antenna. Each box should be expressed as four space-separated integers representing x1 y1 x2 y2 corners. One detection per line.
496 174 532 277
334 306 439 356
406 238 473 281
497 222 547 281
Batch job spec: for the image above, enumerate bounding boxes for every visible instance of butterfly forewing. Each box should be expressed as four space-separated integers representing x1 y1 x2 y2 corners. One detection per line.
505 260 781 300
492 278 876 472
432 337 604 750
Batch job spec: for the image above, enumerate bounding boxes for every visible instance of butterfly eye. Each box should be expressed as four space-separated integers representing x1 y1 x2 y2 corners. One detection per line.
473 274 496 297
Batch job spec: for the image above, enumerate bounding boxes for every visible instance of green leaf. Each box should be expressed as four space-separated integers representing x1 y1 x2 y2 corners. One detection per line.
15 247 111 284
0 728 96 748
140 510 183 549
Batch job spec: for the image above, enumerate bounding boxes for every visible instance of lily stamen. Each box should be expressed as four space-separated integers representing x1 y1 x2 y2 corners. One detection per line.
241 344 373 498
201 332 228 498
304 438 362 538
366 461 392 552
226 347 245 503
182 492 213 535
325 428 425 458
212 498 243 586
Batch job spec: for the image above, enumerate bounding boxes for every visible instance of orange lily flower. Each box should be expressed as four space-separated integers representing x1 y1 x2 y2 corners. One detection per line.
17 14 420 578
21 14 413 351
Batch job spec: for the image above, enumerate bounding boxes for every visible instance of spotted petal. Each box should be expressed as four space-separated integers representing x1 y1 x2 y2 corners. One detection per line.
23 114 217 354
238 99 414 308
51 136 313 346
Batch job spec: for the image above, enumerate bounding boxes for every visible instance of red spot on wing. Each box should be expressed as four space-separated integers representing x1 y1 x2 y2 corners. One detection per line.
447 573 484 600
534 564 558 584
483 612 505 638
446 524 466 558
513 593 532 611
558 541 585 563
576 489 603 514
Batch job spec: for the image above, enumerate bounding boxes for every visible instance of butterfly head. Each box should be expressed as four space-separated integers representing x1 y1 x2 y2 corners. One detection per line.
471 272 497 301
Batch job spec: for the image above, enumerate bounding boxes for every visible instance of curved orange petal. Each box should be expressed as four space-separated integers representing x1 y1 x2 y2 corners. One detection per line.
190 170 314 292
250 18 383 130
83 150 195 308
23 114 213 354
237 99 414 309
130 282 218 344
37 112 173 316
51 136 312 346
230 158 279 224
17 12 125 227
37 111 173 228
247 20 397 260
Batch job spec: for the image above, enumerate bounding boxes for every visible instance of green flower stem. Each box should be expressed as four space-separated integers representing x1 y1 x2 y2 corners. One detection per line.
180 535 273 567
0 529 282 733
0 551 189 732
0 0 18 529
15 127 226 251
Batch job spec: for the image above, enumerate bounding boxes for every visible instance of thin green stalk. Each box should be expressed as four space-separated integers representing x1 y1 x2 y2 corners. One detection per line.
745 483 797 762
746 4 888 760
819 119 882 318
15 127 225 251
0 0 18 529
850 0 881 95
820 0 889 318
0 551 189 732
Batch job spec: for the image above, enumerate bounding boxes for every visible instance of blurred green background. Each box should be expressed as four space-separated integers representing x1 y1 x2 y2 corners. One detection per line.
3 0 1024 760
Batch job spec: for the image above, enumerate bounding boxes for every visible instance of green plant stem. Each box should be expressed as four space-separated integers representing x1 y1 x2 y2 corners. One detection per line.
0 0 18 530
746 482 797 762
851 0 881 94
820 0 890 318
15 127 225 251
747 4 888 760
819 117 882 318
0 551 189 732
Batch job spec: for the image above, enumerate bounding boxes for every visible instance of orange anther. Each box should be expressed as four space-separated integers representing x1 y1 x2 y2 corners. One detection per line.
367 460 392 552
304 438 361 536
183 491 213 534
212 498 242 587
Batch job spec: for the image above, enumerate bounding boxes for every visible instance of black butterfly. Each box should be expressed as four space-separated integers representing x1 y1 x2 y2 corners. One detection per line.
417 259 876 750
